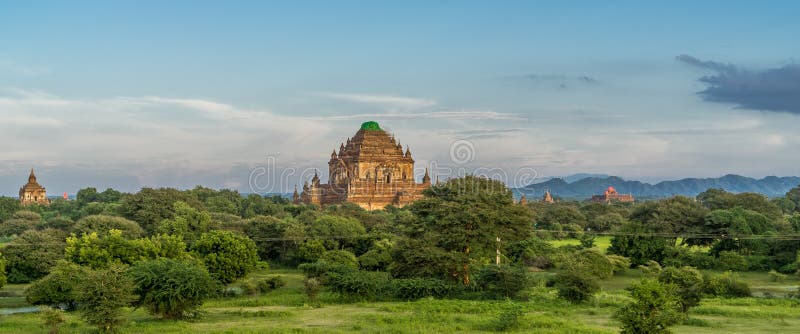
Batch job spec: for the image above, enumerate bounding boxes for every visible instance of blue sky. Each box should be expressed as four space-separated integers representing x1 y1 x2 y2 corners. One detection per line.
2 1 800 195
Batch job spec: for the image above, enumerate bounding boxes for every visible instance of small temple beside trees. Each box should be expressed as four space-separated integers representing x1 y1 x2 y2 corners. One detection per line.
19 168 50 205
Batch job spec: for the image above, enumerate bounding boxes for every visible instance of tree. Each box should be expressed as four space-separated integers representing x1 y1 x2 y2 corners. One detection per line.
402 176 533 285
566 249 614 279
474 265 528 299
0 196 22 221
657 266 703 313
4 229 66 283
76 265 137 333
25 261 89 310
65 231 188 269
358 238 394 271
157 201 216 245
630 196 708 238
588 212 626 233
243 215 289 261
551 270 600 303
787 185 800 213
119 188 201 235
616 279 682 334
705 208 774 255
307 214 366 250
193 231 258 283
74 215 144 238
0 210 42 237
608 222 669 266
129 258 218 319
538 204 588 232
772 197 796 215
0 251 6 288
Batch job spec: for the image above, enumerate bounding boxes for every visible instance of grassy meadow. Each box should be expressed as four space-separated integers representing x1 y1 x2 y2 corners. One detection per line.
2 263 799 334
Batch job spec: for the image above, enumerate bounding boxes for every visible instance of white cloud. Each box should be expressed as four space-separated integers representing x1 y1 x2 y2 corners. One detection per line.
311 92 437 110
317 110 524 121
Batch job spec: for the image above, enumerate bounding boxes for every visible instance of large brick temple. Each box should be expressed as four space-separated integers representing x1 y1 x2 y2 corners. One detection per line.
297 121 430 210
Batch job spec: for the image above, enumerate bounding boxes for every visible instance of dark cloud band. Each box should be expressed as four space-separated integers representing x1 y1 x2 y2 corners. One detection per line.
678 54 800 114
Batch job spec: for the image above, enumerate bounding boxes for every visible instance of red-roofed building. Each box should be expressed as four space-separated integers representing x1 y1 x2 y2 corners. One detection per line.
590 186 634 204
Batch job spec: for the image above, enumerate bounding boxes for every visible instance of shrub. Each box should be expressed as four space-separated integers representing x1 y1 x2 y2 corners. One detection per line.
474 265 529 299
615 279 682 334
77 265 137 333
4 229 66 283
258 275 286 293
304 277 321 301
326 270 391 299
567 249 613 279
768 270 787 282
243 215 287 261
129 258 218 319
703 272 751 298
506 238 555 269
638 260 662 277
358 239 394 271
608 222 669 266
550 271 600 303
240 280 258 296
74 215 144 238
40 217 74 232
488 300 525 332
296 239 327 263
25 261 89 310
192 231 258 284
391 277 457 300
657 266 703 313
320 249 359 268
39 306 66 334
298 259 356 280
607 255 632 274
715 251 748 271
0 210 41 237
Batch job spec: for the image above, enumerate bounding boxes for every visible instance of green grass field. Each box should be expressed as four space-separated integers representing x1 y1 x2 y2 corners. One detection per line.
2 267 798 334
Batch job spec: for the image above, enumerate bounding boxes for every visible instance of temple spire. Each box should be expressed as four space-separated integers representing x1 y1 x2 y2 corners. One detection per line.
28 168 36 183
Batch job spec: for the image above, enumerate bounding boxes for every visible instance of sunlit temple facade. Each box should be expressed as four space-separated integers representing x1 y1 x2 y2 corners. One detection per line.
19 168 50 206
297 121 430 210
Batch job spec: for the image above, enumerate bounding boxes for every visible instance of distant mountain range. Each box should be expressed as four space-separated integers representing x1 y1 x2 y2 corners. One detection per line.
515 174 800 200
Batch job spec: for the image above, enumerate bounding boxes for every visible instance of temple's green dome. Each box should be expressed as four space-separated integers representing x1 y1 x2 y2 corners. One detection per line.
360 121 381 131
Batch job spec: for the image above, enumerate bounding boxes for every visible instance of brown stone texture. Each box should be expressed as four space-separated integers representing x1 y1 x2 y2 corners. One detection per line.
19 168 50 205
301 122 430 210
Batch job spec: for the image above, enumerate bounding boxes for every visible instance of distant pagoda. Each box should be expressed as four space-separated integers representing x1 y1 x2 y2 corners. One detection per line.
301 121 430 210
590 186 634 204
19 168 50 205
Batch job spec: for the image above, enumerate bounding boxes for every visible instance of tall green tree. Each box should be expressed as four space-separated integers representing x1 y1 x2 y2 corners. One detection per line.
119 188 201 235
157 201 215 245
4 229 66 283
0 197 22 221
401 176 533 285
608 221 669 266
193 231 258 283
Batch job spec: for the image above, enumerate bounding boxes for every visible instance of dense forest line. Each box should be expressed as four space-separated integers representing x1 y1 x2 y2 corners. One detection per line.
1 176 799 333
